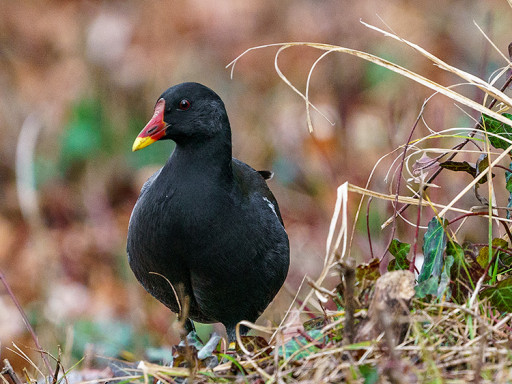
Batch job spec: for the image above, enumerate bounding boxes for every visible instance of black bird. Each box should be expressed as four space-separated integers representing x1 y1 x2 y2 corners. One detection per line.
127 82 290 343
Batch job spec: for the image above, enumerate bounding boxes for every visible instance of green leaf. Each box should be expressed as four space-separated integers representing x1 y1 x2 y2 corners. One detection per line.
477 238 508 268
446 241 464 262
481 113 512 151
183 331 205 350
303 317 328 331
387 239 411 271
474 154 493 184
418 217 448 283
278 330 324 359
506 162 512 220
449 242 492 304
415 275 440 298
447 241 469 302
480 277 512 312
439 160 477 178
217 353 248 379
415 254 454 299
359 364 379 384
493 237 508 248
437 255 454 298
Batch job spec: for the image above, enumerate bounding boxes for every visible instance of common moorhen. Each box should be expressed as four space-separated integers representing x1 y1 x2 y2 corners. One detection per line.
127 82 290 342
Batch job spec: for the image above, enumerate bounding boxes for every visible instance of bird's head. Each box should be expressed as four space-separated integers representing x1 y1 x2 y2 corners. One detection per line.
132 82 230 151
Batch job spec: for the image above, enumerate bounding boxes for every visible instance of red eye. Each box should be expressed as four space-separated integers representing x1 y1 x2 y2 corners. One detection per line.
178 99 191 110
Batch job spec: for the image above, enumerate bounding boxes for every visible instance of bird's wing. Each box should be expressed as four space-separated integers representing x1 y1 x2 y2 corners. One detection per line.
232 158 285 227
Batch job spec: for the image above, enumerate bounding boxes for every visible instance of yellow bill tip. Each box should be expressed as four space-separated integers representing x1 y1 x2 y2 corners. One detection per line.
132 136 156 152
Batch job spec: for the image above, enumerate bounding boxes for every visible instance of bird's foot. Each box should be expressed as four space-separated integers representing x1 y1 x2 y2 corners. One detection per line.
177 331 221 368
179 331 222 359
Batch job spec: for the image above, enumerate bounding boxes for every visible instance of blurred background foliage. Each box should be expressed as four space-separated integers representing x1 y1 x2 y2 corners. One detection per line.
0 0 510 372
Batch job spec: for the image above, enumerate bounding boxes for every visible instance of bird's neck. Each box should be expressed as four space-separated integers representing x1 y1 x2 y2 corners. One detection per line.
164 137 233 184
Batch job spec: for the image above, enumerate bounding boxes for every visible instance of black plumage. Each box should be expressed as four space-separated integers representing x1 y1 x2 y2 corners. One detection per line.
127 82 290 342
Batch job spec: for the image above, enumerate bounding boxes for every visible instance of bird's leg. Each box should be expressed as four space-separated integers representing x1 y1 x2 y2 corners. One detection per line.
175 288 194 340
183 317 196 335
226 323 249 349
175 314 196 341
178 321 221 368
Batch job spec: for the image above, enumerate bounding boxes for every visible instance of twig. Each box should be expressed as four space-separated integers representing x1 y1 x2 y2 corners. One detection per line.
470 243 512 259
366 197 374 259
469 252 498 309
296 329 325 349
1 359 23 384
448 211 493 226
307 278 337 299
51 360 60 384
392 72 512 221
378 304 404 384
471 334 486 384
383 105 425 260
339 262 356 344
